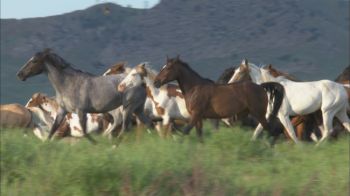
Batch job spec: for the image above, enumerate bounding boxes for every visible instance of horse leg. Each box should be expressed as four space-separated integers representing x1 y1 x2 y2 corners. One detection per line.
252 124 264 140
183 112 201 135
317 111 335 145
277 114 299 144
335 108 350 133
117 107 132 139
211 119 220 130
103 108 123 138
77 111 97 144
195 120 204 142
48 108 67 140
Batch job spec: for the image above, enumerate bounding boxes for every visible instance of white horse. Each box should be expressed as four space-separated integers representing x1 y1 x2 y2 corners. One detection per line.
229 59 350 144
118 63 190 136
26 93 112 140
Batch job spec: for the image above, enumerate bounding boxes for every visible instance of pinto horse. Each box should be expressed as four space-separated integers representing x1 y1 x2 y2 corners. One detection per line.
118 63 190 136
17 48 152 143
103 62 131 76
229 59 350 144
26 93 112 139
153 56 285 141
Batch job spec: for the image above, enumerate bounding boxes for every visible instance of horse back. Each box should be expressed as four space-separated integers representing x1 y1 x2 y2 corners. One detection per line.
0 103 33 128
187 82 263 118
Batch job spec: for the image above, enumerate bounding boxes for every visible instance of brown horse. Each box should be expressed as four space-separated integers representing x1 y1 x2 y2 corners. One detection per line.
153 56 285 141
0 103 34 130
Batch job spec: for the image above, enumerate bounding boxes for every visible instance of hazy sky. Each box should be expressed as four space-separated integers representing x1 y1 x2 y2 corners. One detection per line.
1 0 160 19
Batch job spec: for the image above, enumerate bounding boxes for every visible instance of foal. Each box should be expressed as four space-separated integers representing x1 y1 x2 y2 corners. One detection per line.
153 56 284 141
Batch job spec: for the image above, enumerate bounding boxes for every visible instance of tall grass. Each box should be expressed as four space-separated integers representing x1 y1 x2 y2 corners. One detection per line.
1 127 348 196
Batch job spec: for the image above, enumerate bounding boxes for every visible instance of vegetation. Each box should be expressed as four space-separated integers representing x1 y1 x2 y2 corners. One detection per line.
1 126 348 196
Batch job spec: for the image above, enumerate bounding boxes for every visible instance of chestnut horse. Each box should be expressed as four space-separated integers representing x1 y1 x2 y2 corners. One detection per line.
153 56 285 142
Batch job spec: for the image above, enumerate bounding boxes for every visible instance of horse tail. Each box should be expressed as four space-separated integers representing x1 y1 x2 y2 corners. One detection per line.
260 82 285 122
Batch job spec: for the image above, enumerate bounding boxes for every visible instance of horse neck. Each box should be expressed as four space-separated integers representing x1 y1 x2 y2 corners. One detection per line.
248 65 265 84
45 63 68 95
143 74 161 97
176 65 207 95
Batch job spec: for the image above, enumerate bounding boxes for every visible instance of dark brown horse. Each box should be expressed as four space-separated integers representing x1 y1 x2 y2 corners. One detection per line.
153 56 284 141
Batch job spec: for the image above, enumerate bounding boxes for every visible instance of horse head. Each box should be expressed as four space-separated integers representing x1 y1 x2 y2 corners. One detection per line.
154 55 182 88
228 59 252 83
117 63 146 92
17 48 51 81
103 62 128 76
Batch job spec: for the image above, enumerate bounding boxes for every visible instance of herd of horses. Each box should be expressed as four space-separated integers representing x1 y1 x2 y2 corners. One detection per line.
1 48 349 145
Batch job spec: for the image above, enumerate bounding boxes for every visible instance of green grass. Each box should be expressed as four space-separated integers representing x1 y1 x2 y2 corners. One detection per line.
1 126 349 196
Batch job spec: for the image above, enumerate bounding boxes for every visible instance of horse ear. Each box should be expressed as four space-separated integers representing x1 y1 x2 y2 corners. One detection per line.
176 55 180 60
241 59 248 68
141 63 146 68
166 55 169 61
268 64 273 69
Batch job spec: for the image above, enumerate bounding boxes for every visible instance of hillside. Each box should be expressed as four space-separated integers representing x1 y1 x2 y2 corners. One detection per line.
1 0 349 104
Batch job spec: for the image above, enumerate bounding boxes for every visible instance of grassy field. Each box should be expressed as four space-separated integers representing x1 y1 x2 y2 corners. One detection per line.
1 126 349 196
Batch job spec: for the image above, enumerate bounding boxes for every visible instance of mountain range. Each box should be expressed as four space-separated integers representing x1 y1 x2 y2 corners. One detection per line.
1 0 349 104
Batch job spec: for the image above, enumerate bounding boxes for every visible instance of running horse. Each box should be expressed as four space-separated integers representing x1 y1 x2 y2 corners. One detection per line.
118 62 190 137
17 48 152 143
153 56 285 141
229 59 350 144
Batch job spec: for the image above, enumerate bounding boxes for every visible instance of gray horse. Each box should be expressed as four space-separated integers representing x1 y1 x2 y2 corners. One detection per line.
17 48 152 143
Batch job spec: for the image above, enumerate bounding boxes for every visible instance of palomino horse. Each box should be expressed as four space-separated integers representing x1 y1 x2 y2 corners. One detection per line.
153 56 285 141
26 93 112 139
229 59 350 144
118 63 190 136
0 103 34 129
17 48 152 142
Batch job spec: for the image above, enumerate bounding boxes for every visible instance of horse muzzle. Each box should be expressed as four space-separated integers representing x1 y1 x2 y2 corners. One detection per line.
154 80 162 88
117 84 126 92
16 71 26 81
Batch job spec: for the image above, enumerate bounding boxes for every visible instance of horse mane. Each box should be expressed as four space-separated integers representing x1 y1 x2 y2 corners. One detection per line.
262 65 300 82
46 52 95 76
138 62 159 80
217 67 236 84
174 59 214 83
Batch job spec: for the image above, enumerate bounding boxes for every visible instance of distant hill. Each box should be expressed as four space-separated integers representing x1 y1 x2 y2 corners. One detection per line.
1 0 349 104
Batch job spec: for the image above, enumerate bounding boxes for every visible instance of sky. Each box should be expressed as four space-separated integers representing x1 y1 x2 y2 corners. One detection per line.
1 0 160 19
